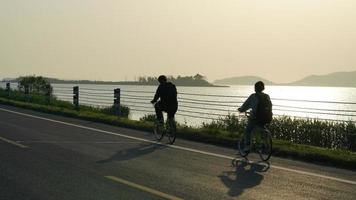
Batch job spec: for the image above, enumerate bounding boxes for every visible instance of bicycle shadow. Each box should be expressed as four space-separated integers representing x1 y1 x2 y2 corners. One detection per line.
218 159 270 197
96 143 167 164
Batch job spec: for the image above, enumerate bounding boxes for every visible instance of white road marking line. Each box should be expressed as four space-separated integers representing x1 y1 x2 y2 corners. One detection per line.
271 165 356 185
16 140 141 144
0 136 29 149
1 107 355 185
105 176 183 200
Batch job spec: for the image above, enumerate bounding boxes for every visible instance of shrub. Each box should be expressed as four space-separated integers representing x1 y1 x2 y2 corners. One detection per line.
268 117 356 150
99 105 130 118
139 114 156 122
18 75 52 95
202 114 356 151
202 114 245 133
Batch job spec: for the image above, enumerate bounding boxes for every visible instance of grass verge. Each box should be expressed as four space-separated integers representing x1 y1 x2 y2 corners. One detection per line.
0 97 355 170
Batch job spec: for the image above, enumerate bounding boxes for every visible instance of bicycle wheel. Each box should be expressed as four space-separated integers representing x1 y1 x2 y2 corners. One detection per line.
153 121 164 141
258 129 272 161
238 137 249 157
166 119 176 144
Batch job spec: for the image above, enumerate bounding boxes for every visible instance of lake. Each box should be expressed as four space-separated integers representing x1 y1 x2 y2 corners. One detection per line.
2 82 356 126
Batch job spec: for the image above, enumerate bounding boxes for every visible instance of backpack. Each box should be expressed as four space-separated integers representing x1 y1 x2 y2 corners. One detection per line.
256 93 273 125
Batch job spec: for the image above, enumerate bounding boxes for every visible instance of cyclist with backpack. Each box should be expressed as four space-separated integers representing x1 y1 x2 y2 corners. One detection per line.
238 81 273 153
151 75 178 124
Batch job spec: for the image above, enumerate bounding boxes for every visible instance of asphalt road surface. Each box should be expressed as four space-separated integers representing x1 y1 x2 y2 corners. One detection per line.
0 104 355 200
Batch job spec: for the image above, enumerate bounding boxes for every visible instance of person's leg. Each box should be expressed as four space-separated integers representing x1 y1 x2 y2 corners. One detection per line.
167 105 177 120
244 119 256 149
154 102 164 123
166 110 176 132
167 109 176 120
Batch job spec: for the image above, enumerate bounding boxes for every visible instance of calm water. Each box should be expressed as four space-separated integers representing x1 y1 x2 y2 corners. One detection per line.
2 82 356 126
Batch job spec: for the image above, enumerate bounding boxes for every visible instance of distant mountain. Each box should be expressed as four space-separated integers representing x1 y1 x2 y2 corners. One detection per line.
214 76 276 85
214 71 356 87
286 71 356 87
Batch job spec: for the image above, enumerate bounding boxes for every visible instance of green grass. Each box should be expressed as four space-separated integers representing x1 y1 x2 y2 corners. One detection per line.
273 139 356 167
1 91 356 170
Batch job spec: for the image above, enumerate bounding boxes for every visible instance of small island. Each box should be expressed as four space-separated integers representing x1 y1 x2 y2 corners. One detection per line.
4 74 227 87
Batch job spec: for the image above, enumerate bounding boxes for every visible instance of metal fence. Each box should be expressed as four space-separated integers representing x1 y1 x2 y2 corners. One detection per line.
2 82 356 124
120 89 356 123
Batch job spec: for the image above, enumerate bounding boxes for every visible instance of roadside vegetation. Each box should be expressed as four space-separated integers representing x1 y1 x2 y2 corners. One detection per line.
0 89 130 118
17 75 52 94
201 114 356 151
0 76 130 118
0 83 355 169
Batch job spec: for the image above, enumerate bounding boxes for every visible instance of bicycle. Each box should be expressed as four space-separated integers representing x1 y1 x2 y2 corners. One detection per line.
238 112 272 161
152 103 177 145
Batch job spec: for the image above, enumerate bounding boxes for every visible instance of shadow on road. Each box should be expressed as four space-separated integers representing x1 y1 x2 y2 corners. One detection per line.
96 143 167 164
218 159 270 197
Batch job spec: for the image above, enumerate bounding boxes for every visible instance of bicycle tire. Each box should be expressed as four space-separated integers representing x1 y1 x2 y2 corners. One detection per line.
153 121 164 141
167 119 176 144
258 129 272 161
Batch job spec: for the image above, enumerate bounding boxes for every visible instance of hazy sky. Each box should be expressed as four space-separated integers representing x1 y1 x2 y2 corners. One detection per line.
1 0 355 83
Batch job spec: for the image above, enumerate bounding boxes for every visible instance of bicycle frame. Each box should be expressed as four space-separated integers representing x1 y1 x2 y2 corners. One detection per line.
238 111 272 161
151 102 177 144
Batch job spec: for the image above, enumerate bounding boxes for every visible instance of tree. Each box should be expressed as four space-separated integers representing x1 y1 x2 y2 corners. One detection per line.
138 76 147 83
193 74 206 81
18 75 52 95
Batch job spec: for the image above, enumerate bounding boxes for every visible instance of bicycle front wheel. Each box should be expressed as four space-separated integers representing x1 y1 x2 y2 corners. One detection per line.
153 121 164 141
258 130 272 161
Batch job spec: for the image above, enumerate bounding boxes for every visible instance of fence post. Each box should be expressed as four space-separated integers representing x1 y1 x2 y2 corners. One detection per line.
45 84 52 104
73 86 79 109
6 82 10 98
25 85 29 101
114 88 121 116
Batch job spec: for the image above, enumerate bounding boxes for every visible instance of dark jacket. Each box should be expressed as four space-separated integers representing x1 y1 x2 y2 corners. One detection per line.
152 82 178 109
239 92 271 120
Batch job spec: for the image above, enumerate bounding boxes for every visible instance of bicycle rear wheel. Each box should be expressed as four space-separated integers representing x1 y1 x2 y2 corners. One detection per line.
167 119 176 144
258 129 272 161
153 121 164 141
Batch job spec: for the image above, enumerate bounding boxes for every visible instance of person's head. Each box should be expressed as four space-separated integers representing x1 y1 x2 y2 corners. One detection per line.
158 75 167 84
254 81 265 93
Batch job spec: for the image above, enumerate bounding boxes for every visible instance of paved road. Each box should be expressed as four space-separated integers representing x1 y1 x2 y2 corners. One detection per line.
0 104 355 200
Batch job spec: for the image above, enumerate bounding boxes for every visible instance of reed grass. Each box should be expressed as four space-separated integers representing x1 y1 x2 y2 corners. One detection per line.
202 114 356 151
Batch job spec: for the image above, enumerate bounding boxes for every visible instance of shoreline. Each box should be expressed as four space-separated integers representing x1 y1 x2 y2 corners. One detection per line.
3 81 229 88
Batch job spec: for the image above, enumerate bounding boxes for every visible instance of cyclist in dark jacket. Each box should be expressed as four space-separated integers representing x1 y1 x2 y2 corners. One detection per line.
238 81 271 152
151 75 178 123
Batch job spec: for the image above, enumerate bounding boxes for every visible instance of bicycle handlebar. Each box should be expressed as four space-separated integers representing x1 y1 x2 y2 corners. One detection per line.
237 108 251 117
